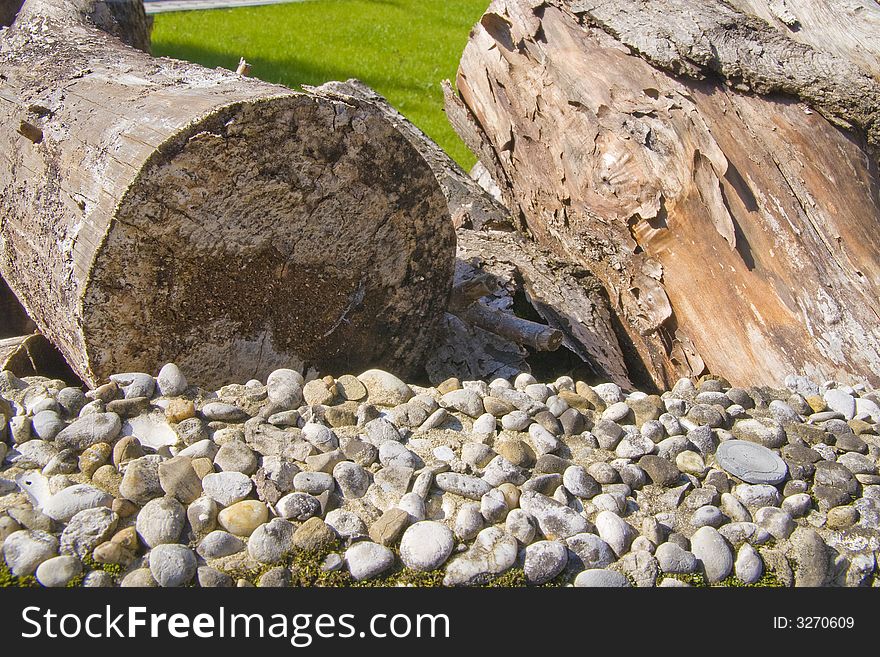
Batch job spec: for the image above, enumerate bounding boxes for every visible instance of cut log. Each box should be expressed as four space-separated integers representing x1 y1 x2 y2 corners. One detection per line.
448 0 880 388
314 79 633 387
0 0 455 389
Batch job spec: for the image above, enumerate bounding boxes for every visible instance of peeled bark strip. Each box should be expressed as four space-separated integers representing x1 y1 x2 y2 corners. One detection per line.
0 0 454 389
449 0 880 388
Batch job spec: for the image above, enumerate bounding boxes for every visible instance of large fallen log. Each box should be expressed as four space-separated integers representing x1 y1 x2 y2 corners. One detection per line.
313 79 633 387
448 0 880 389
0 0 455 389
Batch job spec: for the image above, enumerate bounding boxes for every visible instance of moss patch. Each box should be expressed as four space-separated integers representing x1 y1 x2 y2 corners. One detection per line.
0 562 39 588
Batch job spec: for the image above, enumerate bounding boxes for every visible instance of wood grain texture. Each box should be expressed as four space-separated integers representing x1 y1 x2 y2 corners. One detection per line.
0 0 455 388
449 0 880 388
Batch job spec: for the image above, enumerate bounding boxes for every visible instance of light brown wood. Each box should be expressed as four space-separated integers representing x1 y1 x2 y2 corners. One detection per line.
0 0 455 389
449 0 880 389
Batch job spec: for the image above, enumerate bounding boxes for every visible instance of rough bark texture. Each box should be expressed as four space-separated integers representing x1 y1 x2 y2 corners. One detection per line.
449 0 880 389
0 0 455 389
313 79 632 387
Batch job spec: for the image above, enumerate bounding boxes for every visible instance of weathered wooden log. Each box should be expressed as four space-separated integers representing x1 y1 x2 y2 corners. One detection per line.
448 0 880 389
0 0 455 389
314 79 633 387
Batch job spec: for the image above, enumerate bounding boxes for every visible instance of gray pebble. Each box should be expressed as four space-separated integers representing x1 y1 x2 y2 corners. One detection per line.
149 544 197 587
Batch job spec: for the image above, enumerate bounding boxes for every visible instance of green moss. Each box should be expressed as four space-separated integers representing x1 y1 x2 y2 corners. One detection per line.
81 554 125 581
483 568 528 587
66 572 85 588
0 562 39 588
660 571 709 587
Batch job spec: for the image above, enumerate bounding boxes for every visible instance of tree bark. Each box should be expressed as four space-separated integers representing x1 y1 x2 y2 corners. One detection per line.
448 0 880 389
314 79 633 387
0 0 455 389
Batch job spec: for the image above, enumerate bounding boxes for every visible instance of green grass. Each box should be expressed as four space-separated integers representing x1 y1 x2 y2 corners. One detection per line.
151 0 489 168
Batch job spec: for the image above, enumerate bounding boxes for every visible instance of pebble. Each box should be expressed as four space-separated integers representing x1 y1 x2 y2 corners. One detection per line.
136 497 186 547
274 493 318 522
735 543 764 584
369 508 410 546
346 541 395 580
441 389 485 418
119 454 164 505
187 496 218 535
524 540 568 585
732 418 786 448
562 465 600 499
35 555 82 587
292 518 337 551
218 500 269 536
823 389 856 419
690 526 733 583
595 510 636 557
574 569 630 587
655 542 698 573
357 369 413 406
734 483 782 509
691 505 725 529
55 413 122 451
158 456 203 504
31 410 65 441
149 544 197 587
247 518 295 563
180 469 241 509
715 439 788 485
110 373 155 399
197 530 245 559
755 506 796 539
214 441 258 475
443 527 517 586
501 411 532 431
157 363 188 397
60 507 118 557
2 529 59 575
43 484 113 522
520 491 591 539
201 403 249 423
325 509 368 540
400 521 454 571
435 472 492 500
638 455 680 487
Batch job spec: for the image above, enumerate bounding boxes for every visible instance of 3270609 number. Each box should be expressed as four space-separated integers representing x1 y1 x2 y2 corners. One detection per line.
796 617 854 629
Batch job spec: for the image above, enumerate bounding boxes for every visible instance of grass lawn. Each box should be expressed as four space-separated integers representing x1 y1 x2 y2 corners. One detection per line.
151 0 490 168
